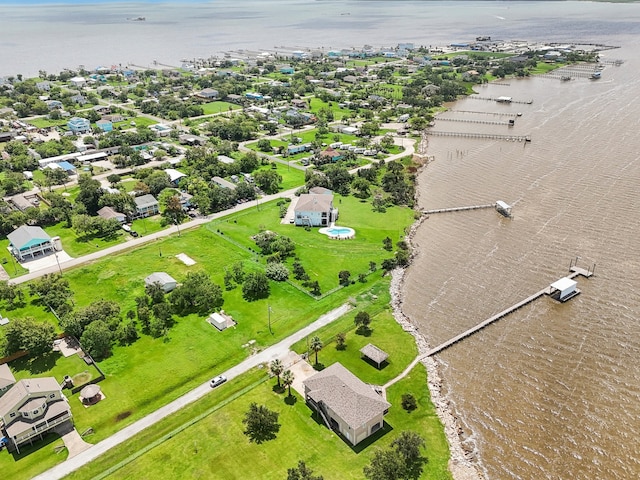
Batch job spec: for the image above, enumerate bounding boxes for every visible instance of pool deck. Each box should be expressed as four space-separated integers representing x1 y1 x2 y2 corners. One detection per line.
319 225 355 240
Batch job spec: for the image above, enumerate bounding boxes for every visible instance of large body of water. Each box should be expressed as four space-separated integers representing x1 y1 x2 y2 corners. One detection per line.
3 2 640 478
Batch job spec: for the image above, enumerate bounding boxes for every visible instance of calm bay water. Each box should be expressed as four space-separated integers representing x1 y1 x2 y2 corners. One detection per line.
2 2 640 478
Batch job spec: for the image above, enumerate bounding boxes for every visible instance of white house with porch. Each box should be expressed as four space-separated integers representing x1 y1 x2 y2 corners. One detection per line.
0 377 72 453
7 226 56 262
294 193 338 227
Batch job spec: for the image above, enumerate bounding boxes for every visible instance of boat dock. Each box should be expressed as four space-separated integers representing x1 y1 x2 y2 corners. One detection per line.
472 96 533 105
424 264 594 358
436 117 515 126
423 203 496 215
426 131 531 142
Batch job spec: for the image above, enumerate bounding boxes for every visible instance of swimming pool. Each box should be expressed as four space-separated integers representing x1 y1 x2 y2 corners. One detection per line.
319 225 356 239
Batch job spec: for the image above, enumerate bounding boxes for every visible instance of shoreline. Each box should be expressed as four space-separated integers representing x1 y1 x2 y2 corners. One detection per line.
389 160 484 480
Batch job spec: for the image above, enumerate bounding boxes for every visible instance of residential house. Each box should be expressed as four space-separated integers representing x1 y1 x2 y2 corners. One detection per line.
217 155 235 165
149 124 172 137
144 272 177 293
294 193 337 227
96 119 113 132
133 194 159 218
46 100 63 110
212 176 237 190
303 363 390 446
0 364 16 398
0 377 73 453
164 168 187 187
97 206 126 223
196 88 219 99
317 147 343 163
67 117 91 135
7 225 55 261
287 143 312 155
103 114 124 123
93 105 111 115
36 81 51 92
69 76 86 88
178 133 207 146
70 94 87 105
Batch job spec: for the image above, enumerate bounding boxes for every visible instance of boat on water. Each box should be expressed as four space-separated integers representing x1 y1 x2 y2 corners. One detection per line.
561 75 572 81
591 71 602 79
127 17 146 22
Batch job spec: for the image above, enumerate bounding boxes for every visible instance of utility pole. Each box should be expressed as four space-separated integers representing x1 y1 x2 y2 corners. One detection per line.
268 304 272 334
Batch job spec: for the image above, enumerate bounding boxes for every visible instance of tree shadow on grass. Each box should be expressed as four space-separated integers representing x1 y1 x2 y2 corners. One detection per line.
11 351 60 375
284 394 297 406
272 384 285 394
356 326 373 337
362 356 389 371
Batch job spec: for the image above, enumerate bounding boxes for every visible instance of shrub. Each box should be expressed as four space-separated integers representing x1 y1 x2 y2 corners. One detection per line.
265 262 289 281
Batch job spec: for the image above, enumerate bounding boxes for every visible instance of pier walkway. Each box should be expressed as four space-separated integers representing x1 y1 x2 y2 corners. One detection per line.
382 266 593 392
471 96 533 105
436 117 514 126
426 130 531 142
423 204 495 215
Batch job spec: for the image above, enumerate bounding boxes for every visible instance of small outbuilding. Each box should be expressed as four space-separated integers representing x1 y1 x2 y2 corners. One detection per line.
144 272 177 293
360 344 389 369
206 311 236 331
549 277 579 302
80 384 102 405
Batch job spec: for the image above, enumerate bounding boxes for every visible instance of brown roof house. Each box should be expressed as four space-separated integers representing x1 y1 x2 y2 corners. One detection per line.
0 377 72 453
294 193 338 227
303 363 390 445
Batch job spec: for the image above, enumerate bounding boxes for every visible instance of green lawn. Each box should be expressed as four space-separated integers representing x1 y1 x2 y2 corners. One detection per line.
309 98 348 120
253 162 305 191
0 193 418 479
26 118 68 129
0 238 28 277
201 101 242 115
64 290 451 480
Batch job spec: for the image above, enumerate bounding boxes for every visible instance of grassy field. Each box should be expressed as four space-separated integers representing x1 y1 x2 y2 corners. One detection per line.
200 101 242 115
64 290 451 480
309 98 348 120
0 190 418 479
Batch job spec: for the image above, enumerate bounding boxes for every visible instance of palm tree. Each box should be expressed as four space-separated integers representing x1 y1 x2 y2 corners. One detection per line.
310 336 323 366
282 369 295 397
269 359 284 387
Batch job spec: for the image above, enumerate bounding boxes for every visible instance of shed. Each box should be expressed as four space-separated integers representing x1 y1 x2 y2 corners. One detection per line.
206 311 236 331
495 200 512 217
144 272 177 292
360 343 389 369
549 277 579 302
80 384 102 405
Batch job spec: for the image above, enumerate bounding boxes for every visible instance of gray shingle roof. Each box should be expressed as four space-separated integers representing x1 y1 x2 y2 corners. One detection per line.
360 343 389 365
0 377 61 419
134 194 158 208
295 193 333 213
7 225 51 249
304 363 390 430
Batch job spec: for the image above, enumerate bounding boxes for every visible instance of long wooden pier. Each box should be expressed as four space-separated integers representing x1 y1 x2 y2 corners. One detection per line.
424 265 594 358
437 118 513 126
450 110 517 118
423 204 495 215
471 96 533 105
426 130 531 142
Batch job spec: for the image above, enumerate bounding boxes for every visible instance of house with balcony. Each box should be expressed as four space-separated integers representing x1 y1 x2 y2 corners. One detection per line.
294 193 337 227
303 363 390 446
0 377 72 453
133 194 159 218
7 225 55 262
67 117 91 135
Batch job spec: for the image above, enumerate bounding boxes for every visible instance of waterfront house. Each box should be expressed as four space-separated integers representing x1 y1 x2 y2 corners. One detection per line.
294 193 337 227
303 363 390 445
36 81 51 92
7 225 54 262
69 76 86 88
67 117 91 135
0 377 73 454
133 194 159 218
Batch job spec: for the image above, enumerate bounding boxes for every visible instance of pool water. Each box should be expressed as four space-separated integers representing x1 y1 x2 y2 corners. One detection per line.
328 228 351 235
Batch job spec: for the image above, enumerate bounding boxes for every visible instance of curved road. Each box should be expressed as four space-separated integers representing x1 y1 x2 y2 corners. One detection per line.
31 303 351 480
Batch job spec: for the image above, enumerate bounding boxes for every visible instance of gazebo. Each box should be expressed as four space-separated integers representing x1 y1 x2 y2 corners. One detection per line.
549 277 579 302
360 343 389 369
80 384 102 405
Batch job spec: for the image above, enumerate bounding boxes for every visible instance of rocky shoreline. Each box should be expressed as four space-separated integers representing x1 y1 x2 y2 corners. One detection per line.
389 182 484 480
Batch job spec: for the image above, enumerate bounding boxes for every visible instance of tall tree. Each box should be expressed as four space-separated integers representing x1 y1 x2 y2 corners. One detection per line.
310 335 323 366
282 369 295 397
2 317 56 357
242 271 270 301
242 403 281 444
270 358 284 387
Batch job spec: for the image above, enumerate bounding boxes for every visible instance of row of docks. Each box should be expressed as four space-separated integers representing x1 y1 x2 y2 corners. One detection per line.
423 201 512 217
426 131 531 142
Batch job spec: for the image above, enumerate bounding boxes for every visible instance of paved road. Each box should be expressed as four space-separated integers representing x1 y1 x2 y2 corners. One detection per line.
10 187 299 285
31 303 351 480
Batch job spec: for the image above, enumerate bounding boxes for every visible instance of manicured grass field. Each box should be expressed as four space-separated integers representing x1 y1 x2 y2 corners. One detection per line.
309 98 348 120
65 291 451 480
200 101 242 115
26 118 68 129
46 222 127 258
